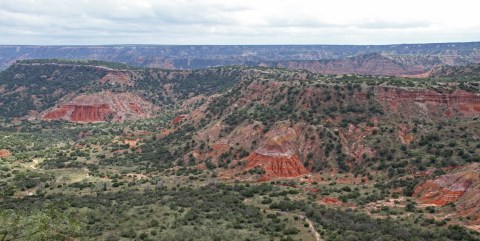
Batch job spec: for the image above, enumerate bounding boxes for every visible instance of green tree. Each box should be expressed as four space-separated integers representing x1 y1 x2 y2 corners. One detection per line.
0 205 82 241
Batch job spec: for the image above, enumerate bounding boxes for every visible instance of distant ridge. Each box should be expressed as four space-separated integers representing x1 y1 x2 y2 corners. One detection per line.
1 42 480 74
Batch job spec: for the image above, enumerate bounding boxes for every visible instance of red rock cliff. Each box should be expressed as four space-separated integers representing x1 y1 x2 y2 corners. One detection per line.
377 88 480 117
414 164 480 224
246 124 309 181
42 92 158 122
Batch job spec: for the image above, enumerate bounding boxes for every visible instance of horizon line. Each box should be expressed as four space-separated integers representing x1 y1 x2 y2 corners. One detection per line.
1 41 480 47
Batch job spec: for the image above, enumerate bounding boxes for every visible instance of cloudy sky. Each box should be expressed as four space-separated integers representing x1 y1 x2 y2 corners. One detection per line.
0 0 479 45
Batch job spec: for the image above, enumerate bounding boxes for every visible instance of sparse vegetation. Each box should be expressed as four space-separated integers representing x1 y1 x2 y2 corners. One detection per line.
0 60 479 240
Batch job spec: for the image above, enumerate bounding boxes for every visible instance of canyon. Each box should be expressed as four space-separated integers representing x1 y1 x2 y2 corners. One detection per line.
2 43 480 75
1 58 480 237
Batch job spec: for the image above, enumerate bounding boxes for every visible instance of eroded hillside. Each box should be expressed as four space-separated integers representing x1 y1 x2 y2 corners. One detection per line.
1 60 480 240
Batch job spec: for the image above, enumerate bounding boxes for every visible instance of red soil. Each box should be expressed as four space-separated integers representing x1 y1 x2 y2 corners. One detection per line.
321 197 342 204
45 104 110 122
244 123 310 181
70 105 111 122
128 103 143 114
42 92 157 122
0 149 11 158
172 114 187 125
247 153 309 181
413 164 480 224
414 181 465 206
43 106 70 119
377 88 480 117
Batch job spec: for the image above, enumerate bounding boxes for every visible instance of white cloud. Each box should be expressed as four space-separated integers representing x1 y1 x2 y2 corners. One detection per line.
0 0 479 44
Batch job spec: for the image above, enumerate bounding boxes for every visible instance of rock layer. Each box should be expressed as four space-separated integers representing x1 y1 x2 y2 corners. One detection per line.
338 124 375 163
264 53 427 76
42 92 157 122
377 88 480 117
414 164 480 224
247 153 308 181
246 124 309 181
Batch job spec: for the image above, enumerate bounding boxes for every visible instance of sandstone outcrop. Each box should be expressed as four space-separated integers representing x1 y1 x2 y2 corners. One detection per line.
42 92 158 122
414 164 480 224
377 88 480 117
246 124 309 181
338 124 375 163
398 125 414 145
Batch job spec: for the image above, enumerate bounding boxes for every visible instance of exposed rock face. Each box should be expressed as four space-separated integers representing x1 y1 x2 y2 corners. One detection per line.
195 122 224 144
338 124 375 163
377 88 480 117
3 43 480 70
0 149 11 158
195 119 331 178
414 178 469 206
246 123 309 181
263 53 427 76
414 164 480 224
427 63 480 78
99 71 133 86
42 92 158 122
219 122 265 151
44 105 111 122
172 114 188 125
398 125 414 145
247 153 308 181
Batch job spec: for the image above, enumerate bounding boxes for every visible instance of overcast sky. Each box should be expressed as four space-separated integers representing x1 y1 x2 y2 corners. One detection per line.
1 0 479 45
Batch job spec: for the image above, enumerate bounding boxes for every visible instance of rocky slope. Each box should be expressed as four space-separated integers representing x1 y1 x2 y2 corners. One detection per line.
0 60 244 122
1 58 480 233
377 88 480 117
179 67 480 182
414 164 480 224
245 123 310 181
41 92 158 122
427 63 480 78
261 53 427 76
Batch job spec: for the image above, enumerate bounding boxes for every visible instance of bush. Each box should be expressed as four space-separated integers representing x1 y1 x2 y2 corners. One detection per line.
120 228 136 238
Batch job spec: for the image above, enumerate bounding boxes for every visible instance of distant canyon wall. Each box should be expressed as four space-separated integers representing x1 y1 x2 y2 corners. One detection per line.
2 43 480 75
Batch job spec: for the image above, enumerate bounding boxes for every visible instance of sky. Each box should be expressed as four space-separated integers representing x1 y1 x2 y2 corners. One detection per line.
0 0 480 45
